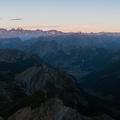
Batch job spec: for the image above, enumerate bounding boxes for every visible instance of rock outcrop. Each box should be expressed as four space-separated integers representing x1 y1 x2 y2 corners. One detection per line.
14 63 76 95
6 98 114 120
14 63 88 110
27 98 89 120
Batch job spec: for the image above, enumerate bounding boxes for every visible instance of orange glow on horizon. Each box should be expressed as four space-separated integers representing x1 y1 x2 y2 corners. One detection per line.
2 25 120 33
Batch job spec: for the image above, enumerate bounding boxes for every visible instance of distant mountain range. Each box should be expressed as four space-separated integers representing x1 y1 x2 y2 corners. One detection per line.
1 28 120 42
0 28 65 40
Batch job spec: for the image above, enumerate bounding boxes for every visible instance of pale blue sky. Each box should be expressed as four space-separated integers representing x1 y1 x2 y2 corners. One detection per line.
0 0 120 32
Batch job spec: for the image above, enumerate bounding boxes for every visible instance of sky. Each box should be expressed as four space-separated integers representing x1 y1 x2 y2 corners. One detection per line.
0 0 120 32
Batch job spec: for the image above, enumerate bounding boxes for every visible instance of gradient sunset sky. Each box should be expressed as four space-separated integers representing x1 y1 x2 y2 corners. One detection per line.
0 0 120 32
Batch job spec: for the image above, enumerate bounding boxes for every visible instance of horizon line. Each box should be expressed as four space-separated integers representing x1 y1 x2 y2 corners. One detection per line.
0 27 120 34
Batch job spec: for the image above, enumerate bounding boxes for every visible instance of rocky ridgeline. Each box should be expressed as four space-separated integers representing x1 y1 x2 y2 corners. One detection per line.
0 49 42 63
0 49 118 120
0 98 114 120
14 63 88 108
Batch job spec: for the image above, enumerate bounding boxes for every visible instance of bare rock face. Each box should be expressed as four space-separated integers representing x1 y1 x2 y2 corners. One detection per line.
7 98 90 120
7 98 114 120
14 64 76 96
14 63 88 109
7 107 31 120
26 98 90 120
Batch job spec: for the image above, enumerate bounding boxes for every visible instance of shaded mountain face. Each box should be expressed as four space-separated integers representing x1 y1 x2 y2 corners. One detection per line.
4 98 114 120
0 49 44 81
0 49 120 120
2 63 120 120
1 36 120 80
1 34 120 119
0 38 22 49
0 50 88 112
14 64 76 95
0 96 114 120
23 40 120 79
12 63 89 112
80 60 120 102
0 49 45 102
7 98 90 120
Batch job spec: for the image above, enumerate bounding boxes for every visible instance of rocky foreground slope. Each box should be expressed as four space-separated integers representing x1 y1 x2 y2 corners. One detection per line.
2 63 119 120
0 98 114 120
0 49 119 120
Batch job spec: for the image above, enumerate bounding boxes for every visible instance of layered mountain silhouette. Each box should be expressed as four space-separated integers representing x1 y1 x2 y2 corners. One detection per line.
0 49 119 120
0 49 44 79
1 32 120 119
19 40 120 79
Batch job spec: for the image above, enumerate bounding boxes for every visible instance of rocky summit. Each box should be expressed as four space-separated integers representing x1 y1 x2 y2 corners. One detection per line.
0 98 113 120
